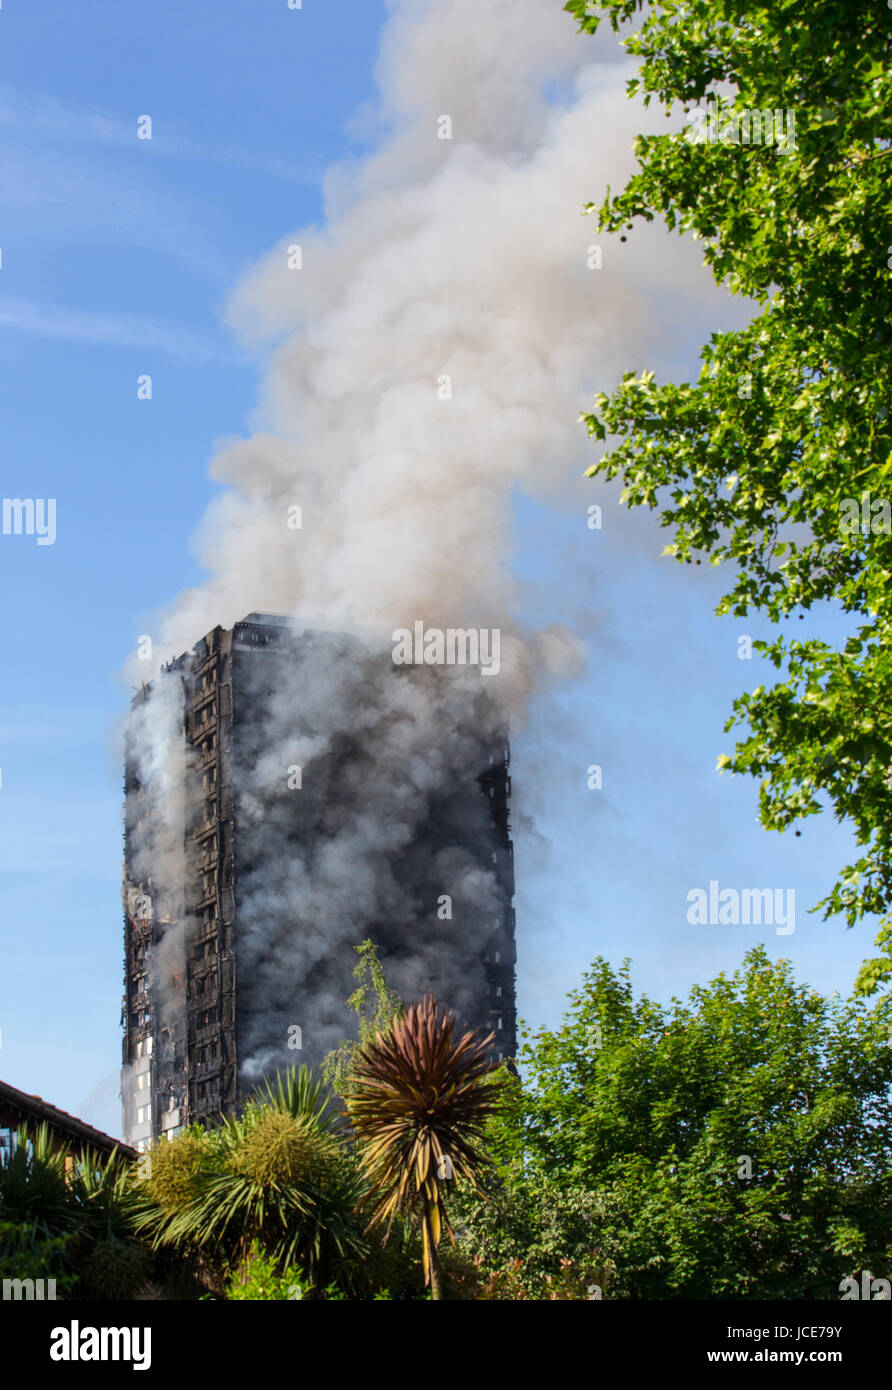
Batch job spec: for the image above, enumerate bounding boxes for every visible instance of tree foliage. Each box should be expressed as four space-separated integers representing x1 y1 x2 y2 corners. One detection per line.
345 992 502 1299
485 947 892 1298
569 0 892 964
322 938 406 1098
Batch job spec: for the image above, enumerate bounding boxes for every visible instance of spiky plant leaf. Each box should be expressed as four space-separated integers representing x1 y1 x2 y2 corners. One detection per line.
345 992 503 1297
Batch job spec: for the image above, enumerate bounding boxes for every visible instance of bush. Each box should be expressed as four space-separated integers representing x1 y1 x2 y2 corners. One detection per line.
0 1128 160 1299
133 1067 367 1288
451 1172 622 1297
225 1243 302 1300
225 1242 348 1301
342 1218 426 1301
0 1219 79 1296
78 1236 154 1301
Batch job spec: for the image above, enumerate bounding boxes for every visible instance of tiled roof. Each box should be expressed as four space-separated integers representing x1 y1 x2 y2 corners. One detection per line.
0 1077 137 1158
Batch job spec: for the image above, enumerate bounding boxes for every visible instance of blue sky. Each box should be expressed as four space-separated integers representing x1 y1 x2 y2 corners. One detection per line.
0 0 877 1138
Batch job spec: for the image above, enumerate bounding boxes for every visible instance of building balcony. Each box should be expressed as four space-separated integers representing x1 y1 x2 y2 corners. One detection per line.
190 984 220 1007
191 1059 221 1079
192 686 216 713
190 710 217 739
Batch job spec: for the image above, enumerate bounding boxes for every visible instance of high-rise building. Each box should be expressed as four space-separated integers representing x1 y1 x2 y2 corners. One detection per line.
122 614 516 1149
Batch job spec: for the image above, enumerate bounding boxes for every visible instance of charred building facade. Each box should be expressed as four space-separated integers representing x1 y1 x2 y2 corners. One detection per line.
122 614 516 1149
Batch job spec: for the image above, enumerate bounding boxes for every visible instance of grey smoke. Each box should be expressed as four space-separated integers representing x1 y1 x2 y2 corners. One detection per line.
125 0 724 1081
231 631 511 1074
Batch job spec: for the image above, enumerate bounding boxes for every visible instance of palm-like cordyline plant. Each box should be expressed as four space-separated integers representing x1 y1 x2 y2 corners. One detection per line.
131 1065 366 1285
0 1124 76 1237
346 991 503 1299
1 1125 150 1297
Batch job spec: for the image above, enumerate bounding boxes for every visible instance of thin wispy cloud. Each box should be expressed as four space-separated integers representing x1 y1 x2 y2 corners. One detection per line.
0 145 231 282
0 294 241 363
0 84 318 184
0 87 133 148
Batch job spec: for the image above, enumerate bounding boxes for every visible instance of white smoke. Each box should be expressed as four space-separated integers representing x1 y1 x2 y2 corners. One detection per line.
125 0 720 1082
128 2 687 671
124 671 191 995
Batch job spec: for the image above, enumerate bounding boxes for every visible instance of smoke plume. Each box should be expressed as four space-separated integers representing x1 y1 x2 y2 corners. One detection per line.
125 0 708 1081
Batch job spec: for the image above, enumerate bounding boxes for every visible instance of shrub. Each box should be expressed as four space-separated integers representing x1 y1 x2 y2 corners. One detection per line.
140 1130 212 1215
78 1236 154 1301
0 1218 79 1296
133 1067 367 1288
225 1241 348 1301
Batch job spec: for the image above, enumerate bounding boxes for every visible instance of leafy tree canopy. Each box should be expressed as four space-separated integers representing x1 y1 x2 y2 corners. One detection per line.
568 0 892 963
477 946 892 1297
